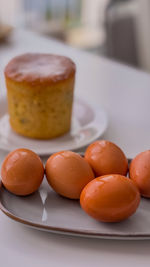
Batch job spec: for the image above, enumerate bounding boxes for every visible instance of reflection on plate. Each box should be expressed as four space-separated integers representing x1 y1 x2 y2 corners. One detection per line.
1 178 150 240
0 97 108 155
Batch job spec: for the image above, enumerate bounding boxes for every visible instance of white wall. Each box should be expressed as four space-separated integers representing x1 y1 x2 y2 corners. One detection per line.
0 0 22 25
136 0 150 72
81 0 109 27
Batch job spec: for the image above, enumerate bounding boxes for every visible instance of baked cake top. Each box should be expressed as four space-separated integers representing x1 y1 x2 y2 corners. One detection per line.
5 53 76 85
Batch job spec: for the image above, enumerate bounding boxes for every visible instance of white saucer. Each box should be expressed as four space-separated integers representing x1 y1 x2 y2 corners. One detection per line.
0 96 108 155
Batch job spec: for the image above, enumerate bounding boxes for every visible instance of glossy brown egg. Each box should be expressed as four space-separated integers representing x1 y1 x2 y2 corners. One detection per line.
129 150 150 198
1 148 44 196
80 174 140 222
85 140 128 176
45 151 95 199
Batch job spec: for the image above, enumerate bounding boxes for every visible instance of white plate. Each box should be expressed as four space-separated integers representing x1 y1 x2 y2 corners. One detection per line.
0 96 108 155
1 178 150 240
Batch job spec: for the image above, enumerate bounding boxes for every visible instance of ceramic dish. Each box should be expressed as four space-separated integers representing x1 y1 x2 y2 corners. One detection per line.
0 97 108 155
0 174 150 240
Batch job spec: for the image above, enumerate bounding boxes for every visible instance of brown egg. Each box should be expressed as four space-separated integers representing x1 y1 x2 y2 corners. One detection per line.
1 148 44 196
80 174 140 222
129 150 150 198
45 151 95 199
85 140 128 176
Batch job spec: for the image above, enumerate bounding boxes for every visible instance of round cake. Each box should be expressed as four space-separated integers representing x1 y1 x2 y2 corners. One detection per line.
4 53 76 139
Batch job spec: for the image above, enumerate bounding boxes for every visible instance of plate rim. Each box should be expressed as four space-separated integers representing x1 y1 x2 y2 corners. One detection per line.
0 96 108 155
1 195 150 240
1 169 150 241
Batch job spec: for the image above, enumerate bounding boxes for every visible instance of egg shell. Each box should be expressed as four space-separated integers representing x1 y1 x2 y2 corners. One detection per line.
85 140 128 176
45 151 95 199
129 150 150 198
80 174 140 222
1 148 44 196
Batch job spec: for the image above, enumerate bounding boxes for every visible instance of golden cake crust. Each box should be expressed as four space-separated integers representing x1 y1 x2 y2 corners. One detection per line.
4 53 76 85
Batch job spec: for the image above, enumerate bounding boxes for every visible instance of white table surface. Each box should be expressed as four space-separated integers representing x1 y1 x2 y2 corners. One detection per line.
1 29 150 266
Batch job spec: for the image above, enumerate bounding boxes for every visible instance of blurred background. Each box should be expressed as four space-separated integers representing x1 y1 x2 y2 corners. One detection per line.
0 0 150 72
